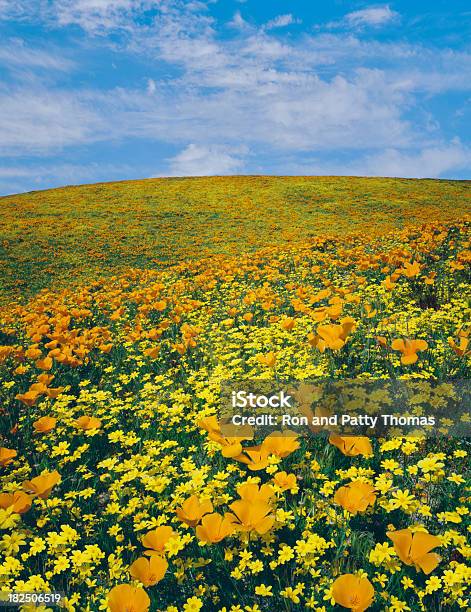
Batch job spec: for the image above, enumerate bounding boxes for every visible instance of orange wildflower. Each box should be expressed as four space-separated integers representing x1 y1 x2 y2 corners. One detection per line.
334 481 376 515
332 574 374 611
195 513 236 543
257 352 277 367
227 499 274 535
107 584 150 612
261 431 300 457
74 415 102 430
33 416 57 433
329 434 373 457
142 526 174 556
0 491 32 514
0 447 17 466
23 470 61 499
391 338 428 364
176 495 213 526
387 529 441 574
129 555 168 586
272 471 298 493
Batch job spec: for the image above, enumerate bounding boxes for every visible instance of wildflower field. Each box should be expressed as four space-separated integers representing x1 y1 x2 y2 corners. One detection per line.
0 176 470 612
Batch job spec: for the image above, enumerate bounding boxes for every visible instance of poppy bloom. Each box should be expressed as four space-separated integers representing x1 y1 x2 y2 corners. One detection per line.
33 416 57 433
273 471 298 493
391 338 428 365
176 495 213 526
107 584 150 612
227 499 274 534
23 470 61 499
281 317 296 331
329 434 373 457
0 447 17 466
387 529 441 574
0 491 32 514
143 346 160 359
332 574 374 611
195 513 236 543
256 352 277 367
74 415 102 430
334 481 376 515
233 446 270 471
236 482 274 502
129 555 168 586
448 336 469 357
401 260 421 278
142 526 174 555
261 431 300 458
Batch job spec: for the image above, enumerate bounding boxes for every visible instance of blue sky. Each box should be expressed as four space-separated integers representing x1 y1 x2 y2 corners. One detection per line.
0 1 470 195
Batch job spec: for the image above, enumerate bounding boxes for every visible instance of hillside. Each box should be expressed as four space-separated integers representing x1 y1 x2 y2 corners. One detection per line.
0 176 470 610
1 175 469 302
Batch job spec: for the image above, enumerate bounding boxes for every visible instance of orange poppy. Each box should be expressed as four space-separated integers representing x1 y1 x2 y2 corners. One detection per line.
387 529 441 574
195 513 236 543
142 526 174 555
23 470 61 499
176 495 213 526
334 481 376 515
129 555 168 586
0 447 17 466
329 434 373 457
0 491 32 514
227 499 274 534
74 415 102 430
33 416 57 433
107 584 150 612
391 338 428 365
332 574 374 611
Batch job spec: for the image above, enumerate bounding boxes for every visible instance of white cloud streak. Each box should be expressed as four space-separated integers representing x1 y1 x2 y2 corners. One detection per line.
264 14 300 30
345 5 399 28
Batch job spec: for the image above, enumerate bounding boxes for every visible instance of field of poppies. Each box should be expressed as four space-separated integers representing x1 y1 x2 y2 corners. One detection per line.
0 176 470 611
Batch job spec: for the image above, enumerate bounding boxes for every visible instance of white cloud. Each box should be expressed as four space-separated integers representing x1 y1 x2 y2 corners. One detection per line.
360 142 471 178
0 162 134 195
264 14 300 30
286 141 471 178
165 144 247 176
146 78 156 94
345 5 398 28
0 39 74 71
228 10 248 30
0 87 104 154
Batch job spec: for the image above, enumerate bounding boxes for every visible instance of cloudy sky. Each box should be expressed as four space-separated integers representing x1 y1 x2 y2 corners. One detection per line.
0 0 470 194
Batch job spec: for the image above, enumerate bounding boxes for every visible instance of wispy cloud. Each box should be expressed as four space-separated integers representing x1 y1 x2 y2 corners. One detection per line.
0 86 104 155
345 5 399 28
264 14 300 30
0 38 74 72
0 161 134 195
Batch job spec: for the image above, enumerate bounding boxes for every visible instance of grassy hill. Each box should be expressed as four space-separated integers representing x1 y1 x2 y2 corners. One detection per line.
0 175 470 610
1 175 469 302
